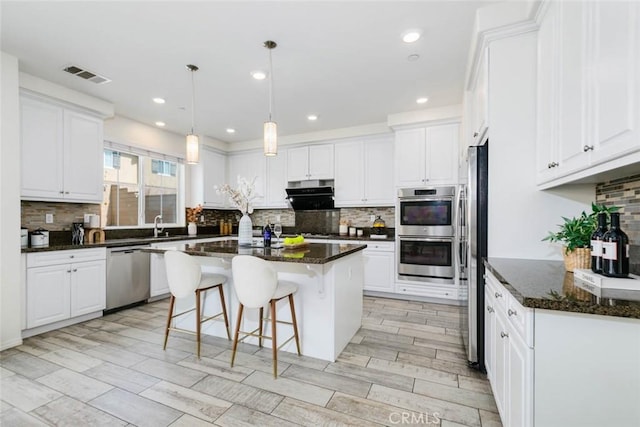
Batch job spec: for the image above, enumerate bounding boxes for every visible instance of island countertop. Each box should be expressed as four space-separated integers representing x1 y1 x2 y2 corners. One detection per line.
144 240 367 264
485 257 640 319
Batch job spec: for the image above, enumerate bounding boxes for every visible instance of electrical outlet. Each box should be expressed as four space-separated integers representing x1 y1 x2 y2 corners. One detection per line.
200 215 205 223
45 213 53 223
370 215 375 222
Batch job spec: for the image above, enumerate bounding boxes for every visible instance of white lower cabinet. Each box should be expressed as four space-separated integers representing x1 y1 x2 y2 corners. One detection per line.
485 270 533 427
362 242 394 293
26 248 106 329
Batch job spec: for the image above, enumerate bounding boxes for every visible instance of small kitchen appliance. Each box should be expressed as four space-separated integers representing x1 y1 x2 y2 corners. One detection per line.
371 215 388 239
30 227 49 247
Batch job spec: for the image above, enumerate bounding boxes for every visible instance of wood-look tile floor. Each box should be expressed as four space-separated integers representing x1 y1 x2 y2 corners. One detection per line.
0 297 502 426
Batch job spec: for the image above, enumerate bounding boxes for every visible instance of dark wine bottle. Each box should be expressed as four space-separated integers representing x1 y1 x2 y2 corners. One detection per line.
590 212 607 274
601 212 629 277
263 223 272 247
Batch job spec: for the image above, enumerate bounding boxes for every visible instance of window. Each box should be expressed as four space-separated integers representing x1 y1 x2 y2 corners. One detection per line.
103 148 184 228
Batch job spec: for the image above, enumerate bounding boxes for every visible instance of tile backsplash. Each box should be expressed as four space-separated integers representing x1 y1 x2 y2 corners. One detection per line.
596 173 640 244
21 201 100 231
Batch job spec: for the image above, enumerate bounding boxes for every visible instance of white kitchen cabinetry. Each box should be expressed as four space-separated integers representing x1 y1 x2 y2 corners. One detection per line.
265 150 288 208
25 248 106 329
20 94 104 203
228 151 266 208
536 0 640 186
202 149 227 208
469 49 489 145
395 123 459 187
334 136 394 207
287 144 334 182
362 241 395 293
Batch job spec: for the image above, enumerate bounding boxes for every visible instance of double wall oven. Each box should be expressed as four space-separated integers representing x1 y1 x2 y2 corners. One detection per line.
397 186 465 284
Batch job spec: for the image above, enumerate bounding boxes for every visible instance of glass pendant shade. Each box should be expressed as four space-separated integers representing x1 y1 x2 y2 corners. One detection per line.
264 121 277 156
186 133 200 164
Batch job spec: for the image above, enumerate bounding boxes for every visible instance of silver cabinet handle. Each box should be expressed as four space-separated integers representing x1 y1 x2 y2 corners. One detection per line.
65 191 69 194
508 309 517 317
473 131 479 137
547 162 559 168
583 145 594 152
59 190 64 194
495 292 502 298
487 306 494 313
69 255 74 258
500 331 509 338
66 270 71 273
73 268 77 272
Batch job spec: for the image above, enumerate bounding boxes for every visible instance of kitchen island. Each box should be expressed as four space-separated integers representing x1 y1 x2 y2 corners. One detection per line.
147 240 366 362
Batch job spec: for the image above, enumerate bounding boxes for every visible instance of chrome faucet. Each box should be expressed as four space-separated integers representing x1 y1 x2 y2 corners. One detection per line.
154 215 164 237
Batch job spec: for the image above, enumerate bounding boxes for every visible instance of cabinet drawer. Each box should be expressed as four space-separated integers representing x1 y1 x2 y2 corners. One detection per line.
363 241 394 252
27 248 106 268
506 293 533 347
485 272 507 311
396 283 458 300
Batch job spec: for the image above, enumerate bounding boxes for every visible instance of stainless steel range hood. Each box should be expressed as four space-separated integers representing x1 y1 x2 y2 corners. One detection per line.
285 181 334 210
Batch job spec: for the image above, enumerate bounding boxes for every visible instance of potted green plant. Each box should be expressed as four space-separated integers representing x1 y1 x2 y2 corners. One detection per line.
543 203 618 272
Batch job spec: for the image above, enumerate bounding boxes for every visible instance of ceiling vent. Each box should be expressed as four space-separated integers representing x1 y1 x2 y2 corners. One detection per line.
62 65 111 84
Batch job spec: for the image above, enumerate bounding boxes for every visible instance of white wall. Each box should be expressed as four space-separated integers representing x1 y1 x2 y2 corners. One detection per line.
487 32 594 260
1 52 23 350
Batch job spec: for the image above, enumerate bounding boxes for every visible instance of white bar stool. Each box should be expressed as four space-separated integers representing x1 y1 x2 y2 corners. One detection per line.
163 250 230 358
231 255 301 378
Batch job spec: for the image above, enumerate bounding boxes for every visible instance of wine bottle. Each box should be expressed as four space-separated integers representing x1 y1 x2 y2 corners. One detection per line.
590 212 607 274
601 212 629 277
263 223 272 247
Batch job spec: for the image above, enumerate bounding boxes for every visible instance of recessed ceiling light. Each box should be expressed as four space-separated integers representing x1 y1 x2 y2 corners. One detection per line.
416 97 429 104
251 71 266 80
155 121 166 127
153 98 165 104
402 30 422 43
407 54 420 62
307 114 318 121
226 128 236 134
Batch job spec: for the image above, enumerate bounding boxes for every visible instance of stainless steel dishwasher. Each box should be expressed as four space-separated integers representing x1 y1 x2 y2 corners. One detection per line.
106 244 151 312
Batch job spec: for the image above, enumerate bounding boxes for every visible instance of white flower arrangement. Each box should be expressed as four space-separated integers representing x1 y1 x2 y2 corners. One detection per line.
215 175 259 215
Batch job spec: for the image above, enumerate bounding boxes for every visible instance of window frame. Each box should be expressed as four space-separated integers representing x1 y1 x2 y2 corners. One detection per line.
103 147 185 230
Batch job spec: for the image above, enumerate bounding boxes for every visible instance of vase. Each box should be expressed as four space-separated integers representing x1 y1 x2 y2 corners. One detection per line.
238 213 253 246
187 222 197 236
562 246 591 272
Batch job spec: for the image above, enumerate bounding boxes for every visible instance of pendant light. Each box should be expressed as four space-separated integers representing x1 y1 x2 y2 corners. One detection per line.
185 64 200 164
263 40 277 156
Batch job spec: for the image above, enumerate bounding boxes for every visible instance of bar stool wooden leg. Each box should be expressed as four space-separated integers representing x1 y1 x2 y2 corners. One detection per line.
271 299 278 378
163 295 175 350
217 284 231 340
288 294 301 355
195 288 202 358
231 304 244 368
258 307 264 348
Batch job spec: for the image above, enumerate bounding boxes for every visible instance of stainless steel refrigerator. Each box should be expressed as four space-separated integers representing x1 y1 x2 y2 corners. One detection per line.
461 142 488 371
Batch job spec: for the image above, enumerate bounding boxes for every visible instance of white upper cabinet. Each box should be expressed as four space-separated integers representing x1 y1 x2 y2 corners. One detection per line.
228 151 266 208
470 49 489 145
536 0 640 186
265 151 288 208
334 135 394 207
203 149 227 208
287 144 334 181
395 123 459 187
20 94 104 203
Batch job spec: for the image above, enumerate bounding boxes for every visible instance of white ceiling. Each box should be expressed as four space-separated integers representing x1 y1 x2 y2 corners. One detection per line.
1 1 496 144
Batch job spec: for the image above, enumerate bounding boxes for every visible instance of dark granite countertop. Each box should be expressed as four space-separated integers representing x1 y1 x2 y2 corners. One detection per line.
484 258 640 319
144 240 367 264
21 233 391 253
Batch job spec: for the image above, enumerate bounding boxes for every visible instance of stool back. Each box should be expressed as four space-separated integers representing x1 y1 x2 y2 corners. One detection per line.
232 255 277 308
164 250 201 298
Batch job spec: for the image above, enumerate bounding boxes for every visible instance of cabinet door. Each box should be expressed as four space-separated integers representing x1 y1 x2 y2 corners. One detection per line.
265 150 288 208
590 1 640 163
536 0 560 184
334 141 364 206
493 309 509 422
20 96 64 200
364 137 395 205
363 250 394 292
508 331 533 427
395 128 426 187
308 144 334 180
26 264 71 328
287 146 310 181
472 49 489 144
202 149 227 207
426 124 459 184
70 260 106 317
150 253 170 297
484 288 496 383
228 151 266 207
557 1 589 175
63 110 104 202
